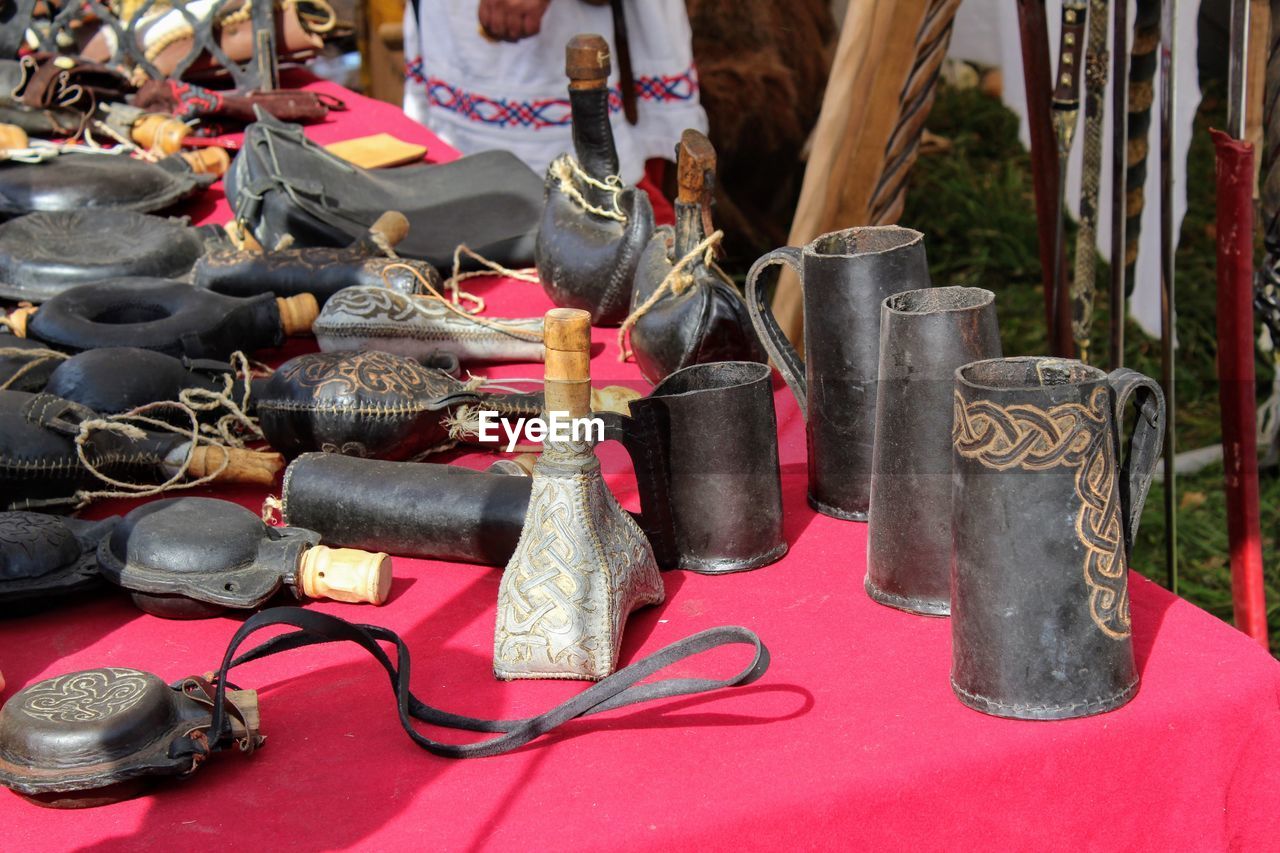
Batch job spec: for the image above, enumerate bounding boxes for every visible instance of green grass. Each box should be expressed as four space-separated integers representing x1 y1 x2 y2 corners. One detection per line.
903 82 1280 651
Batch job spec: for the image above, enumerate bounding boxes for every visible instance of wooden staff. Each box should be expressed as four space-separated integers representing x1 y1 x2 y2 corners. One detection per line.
1109 0 1129 369
1121 0 1162 298
1158 0 1178 592
1018 0 1072 355
772 0 962 346
1214 0 1270 648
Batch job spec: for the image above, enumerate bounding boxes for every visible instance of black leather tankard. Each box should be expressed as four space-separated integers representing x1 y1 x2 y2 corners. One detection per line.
746 225 931 521
950 357 1165 720
534 34 654 325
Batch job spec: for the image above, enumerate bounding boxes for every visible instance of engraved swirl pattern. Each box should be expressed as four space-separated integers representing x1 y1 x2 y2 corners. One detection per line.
953 386 1130 638
19 668 151 723
275 351 455 400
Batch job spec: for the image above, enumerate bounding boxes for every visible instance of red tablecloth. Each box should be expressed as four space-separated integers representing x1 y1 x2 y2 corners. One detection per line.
3 81 1280 851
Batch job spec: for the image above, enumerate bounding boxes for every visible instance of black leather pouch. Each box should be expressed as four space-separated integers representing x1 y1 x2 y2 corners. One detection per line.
0 511 116 605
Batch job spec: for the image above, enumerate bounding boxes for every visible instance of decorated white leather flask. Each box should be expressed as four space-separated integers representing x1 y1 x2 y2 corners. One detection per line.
494 308 663 680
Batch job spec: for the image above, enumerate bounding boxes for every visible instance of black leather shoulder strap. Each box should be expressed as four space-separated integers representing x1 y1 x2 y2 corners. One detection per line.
208 607 768 759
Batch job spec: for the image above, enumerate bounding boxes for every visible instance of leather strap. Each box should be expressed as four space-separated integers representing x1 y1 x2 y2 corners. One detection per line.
207 607 768 758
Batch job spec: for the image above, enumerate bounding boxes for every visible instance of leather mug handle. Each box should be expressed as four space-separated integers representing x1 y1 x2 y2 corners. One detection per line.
596 409 679 569
745 247 808 418
1107 367 1166 551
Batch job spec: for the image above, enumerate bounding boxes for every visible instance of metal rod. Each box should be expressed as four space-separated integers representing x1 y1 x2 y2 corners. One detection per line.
1228 0 1251 139
1110 0 1130 369
1158 0 1177 592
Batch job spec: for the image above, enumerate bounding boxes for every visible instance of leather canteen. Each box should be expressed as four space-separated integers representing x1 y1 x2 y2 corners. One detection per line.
97 497 391 619
746 225 931 521
0 153 209 218
255 349 506 460
26 278 316 359
313 285 545 364
0 336 65 392
277 453 530 564
534 34 654 325
45 347 257 417
0 389 283 512
226 111 542 269
0 211 213 303
626 130 763 384
0 512 117 605
0 666 260 807
193 212 433 305
950 358 1165 720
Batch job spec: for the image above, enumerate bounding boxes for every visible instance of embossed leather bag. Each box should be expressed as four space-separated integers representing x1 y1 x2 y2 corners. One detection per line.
0 211 218 304
950 357 1164 719
534 35 654 325
313 285 545 364
0 511 117 605
98 497 391 618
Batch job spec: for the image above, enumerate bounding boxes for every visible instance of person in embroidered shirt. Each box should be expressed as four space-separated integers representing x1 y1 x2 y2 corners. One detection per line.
403 0 708 186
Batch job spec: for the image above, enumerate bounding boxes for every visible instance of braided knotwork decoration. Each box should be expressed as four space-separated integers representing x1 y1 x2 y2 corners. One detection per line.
953 386 1130 639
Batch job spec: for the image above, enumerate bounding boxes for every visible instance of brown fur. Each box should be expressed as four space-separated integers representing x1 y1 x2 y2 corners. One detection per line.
685 0 835 262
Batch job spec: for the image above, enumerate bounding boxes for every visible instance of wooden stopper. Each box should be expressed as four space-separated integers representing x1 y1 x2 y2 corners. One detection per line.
0 124 29 151
277 293 320 335
566 34 610 90
5 305 35 338
224 220 264 253
676 129 716 205
543 307 592 419
187 446 284 485
368 210 410 248
132 114 190 155
296 545 393 605
181 147 231 177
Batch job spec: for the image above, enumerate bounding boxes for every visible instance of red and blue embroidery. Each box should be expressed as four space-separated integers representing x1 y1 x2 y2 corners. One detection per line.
404 59 697 129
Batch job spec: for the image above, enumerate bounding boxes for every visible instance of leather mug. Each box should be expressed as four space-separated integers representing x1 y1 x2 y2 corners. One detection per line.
603 360 786 573
865 287 1002 615
950 357 1165 720
745 225 930 520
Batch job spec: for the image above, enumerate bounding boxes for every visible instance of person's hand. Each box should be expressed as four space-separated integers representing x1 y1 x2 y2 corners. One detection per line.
478 0 553 42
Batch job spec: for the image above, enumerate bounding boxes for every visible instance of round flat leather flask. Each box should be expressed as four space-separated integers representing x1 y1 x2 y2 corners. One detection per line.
0 668 260 807
98 497 392 618
0 513 117 607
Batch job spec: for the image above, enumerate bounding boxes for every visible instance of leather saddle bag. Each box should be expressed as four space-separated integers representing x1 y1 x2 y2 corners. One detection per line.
226 111 542 270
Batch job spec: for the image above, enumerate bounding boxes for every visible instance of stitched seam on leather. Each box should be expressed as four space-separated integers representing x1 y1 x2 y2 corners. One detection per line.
256 400 439 418
950 676 1139 714
314 325 534 343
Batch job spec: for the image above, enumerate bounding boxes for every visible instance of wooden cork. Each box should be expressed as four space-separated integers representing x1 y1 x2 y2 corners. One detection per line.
543 307 592 419
187 446 284 485
224 220 263 253
0 124 29 151
277 293 320 335
368 210 410 248
132 114 190 154
297 545 393 605
566 34 610 90
676 129 716 205
181 147 231 177
5 305 36 337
